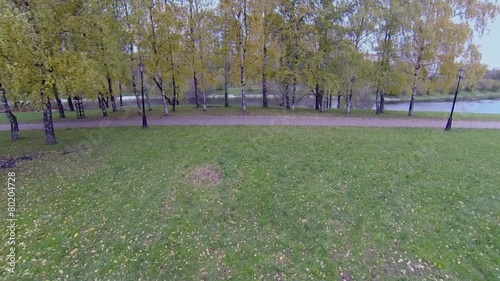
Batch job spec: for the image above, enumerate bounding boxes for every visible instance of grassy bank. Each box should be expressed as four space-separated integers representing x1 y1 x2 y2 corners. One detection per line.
2 105 500 124
1 126 499 280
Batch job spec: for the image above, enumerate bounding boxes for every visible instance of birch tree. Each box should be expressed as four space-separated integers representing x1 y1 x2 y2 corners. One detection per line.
258 0 276 108
143 0 172 115
372 0 407 114
120 0 143 115
217 1 234 107
401 0 498 116
0 0 26 141
5 0 59 144
0 84 19 141
341 0 375 114
223 0 250 112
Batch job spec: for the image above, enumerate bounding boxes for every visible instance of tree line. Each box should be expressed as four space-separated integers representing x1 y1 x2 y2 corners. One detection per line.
476 69 500 92
1 0 498 144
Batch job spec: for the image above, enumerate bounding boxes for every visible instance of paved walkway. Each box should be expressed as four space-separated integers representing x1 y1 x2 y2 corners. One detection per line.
2 116 500 131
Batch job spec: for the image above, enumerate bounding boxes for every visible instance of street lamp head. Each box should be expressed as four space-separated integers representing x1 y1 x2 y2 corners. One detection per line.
458 68 466 79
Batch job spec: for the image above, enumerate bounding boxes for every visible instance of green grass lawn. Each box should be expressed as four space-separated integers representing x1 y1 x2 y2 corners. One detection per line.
2 105 500 123
1 126 499 280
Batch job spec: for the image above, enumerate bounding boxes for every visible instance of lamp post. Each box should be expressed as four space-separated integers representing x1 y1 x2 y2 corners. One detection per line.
139 60 148 128
445 68 466 131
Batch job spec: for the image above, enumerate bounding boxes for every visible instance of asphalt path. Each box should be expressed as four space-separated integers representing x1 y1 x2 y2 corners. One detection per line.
2 116 500 131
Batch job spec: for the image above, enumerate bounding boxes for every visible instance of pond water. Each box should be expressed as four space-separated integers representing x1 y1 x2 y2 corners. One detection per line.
384 99 500 114
117 95 500 114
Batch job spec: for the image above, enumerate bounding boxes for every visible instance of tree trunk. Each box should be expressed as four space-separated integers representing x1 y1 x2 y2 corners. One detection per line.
345 94 352 114
409 59 421 116
262 6 269 109
291 77 296 111
346 77 355 114
189 1 200 108
319 87 324 113
239 40 247 113
409 49 423 116
284 76 290 109
193 71 200 107
203 90 207 111
161 89 169 115
239 1 248 114
315 83 320 110
145 90 152 111
172 75 177 112
103 96 109 108
98 93 108 117
107 75 117 112
119 81 123 106
328 94 332 109
281 86 286 107
53 87 65 118
199 42 207 112
320 90 325 113
224 57 230 107
408 93 416 116
0 85 20 141
67 94 74 111
262 45 268 108
42 94 57 145
241 61 247 113
375 88 381 114
110 95 117 112
379 29 391 115
337 92 341 109
132 76 141 115
56 97 65 118
155 73 169 115
284 74 290 109
380 88 385 113
131 51 141 115
169 45 178 112
222 58 229 108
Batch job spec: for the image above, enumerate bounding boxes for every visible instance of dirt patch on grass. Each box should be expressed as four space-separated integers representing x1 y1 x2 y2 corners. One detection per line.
383 256 435 277
332 245 440 280
275 252 289 265
186 165 223 186
0 159 16 169
17 154 36 161
217 266 232 278
0 147 86 170
275 272 287 281
213 249 226 260
61 149 80 155
0 153 37 170
340 271 354 281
